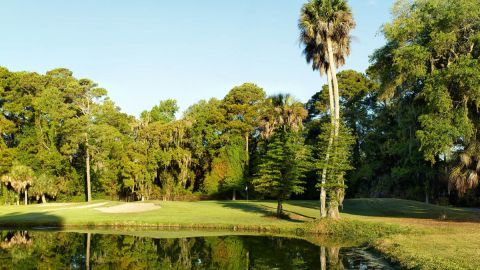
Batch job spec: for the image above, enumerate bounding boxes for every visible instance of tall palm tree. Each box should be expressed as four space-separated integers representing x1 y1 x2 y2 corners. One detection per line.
299 12 334 218
300 0 353 131
299 0 355 219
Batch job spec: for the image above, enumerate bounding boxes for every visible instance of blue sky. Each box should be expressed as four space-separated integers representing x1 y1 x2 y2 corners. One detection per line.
1 0 394 116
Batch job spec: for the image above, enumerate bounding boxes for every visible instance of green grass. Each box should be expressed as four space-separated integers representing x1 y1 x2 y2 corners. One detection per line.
0 200 316 231
0 198 479 269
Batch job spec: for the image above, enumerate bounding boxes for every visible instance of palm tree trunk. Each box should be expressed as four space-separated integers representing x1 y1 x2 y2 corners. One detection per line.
86 134 92 202
320 132 333 218
41 194 47 204
327 37 340 136
320 67 335 218
232 189 236 201
241 132 248 203
24 189 28 205
327 37 344 219
424 178 430 204
245 133 249 164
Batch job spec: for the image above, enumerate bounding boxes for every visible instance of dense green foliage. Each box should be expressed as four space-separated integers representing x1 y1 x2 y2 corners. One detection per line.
0 72 316 216
339 0 480 205
301 0 480 207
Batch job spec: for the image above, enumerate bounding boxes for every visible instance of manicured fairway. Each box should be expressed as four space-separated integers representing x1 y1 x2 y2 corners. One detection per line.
1 198 479 269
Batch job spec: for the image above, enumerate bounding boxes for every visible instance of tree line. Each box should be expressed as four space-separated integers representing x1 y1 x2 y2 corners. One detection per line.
0 65 331 217
1 0 480 217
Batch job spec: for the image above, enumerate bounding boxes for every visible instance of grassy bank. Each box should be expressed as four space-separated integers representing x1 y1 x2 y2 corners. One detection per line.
0 198 479 269
344 199 480 270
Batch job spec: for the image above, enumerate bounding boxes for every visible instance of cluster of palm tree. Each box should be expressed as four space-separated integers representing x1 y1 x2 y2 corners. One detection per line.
259 94 307 139
450 141 480 195
0 164 35 205
299 0 355 218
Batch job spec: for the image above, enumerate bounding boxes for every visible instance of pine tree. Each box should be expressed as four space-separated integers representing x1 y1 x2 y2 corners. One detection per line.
253 131 309 217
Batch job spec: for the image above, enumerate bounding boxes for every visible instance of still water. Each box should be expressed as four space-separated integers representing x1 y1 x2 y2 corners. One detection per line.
0 230 395 269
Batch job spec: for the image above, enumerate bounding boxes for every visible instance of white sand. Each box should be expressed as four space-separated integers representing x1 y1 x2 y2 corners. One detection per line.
41 202 109 212
37 203 73 207
74 202 108 209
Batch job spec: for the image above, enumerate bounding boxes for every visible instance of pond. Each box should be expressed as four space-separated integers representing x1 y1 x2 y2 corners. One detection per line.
0 229 395 269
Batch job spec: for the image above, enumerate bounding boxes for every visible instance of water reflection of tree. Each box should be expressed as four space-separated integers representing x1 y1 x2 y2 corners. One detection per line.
0 230 84 269
0 231 366 269
0 231 32 249
327 247 345 270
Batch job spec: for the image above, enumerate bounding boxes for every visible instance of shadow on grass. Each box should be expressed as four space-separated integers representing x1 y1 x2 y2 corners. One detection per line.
0 211 64 228
340 198 480 222
287 198 480 222
287 201 320 210
218 201 309 223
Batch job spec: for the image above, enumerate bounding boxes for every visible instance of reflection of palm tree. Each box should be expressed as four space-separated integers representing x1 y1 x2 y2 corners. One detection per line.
327 247 344 270
0 231 32 249
320 246 327 270
179 238 192 269
85 233 91 270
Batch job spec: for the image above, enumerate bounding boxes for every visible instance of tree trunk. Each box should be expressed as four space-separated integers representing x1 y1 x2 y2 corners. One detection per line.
41 194 47 204
327 38 347 215
85 233 91 270
320 132 333 219
327 37 340 136
425 179 430 204
244 133 249 204
245 133 249 164
327 199 341 220
425 189 429 204
319 67 335 219
24 189 28 205
86 134 92 203
232 189 236 201
276 199 283 218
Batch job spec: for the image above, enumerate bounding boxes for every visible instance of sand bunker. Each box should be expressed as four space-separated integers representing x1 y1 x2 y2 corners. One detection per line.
41 202 108 212
38 203 73 207
95 203 160 213
74 202 108 209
